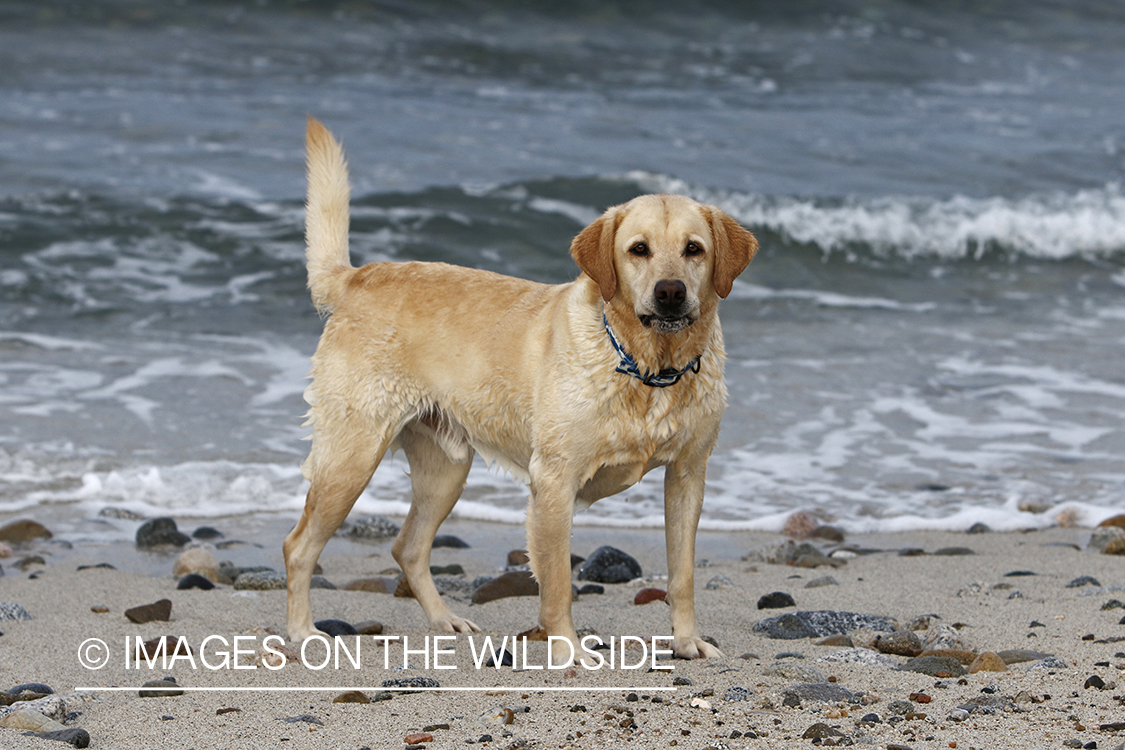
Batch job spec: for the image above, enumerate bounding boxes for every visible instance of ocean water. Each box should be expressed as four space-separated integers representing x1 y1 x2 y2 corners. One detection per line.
2 0 1124 545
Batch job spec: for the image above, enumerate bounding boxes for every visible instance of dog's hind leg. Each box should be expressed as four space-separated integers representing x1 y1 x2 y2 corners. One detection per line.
393 422 481 633
284 418 394 643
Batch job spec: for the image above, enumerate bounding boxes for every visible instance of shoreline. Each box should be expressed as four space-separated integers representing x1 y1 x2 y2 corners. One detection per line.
1 516 1124 748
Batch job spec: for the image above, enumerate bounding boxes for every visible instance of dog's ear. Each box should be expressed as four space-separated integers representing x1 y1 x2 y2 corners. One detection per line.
709 207 757 299
569 209 619 302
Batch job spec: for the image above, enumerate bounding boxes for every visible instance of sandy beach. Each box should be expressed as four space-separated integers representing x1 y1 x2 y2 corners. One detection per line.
1 516 1124 749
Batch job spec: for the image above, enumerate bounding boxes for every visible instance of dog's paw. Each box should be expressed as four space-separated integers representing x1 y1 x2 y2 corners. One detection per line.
431 617 482 634
673 636 723 660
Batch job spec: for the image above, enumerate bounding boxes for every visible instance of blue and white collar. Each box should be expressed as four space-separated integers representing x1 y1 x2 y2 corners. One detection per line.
602 312 701 388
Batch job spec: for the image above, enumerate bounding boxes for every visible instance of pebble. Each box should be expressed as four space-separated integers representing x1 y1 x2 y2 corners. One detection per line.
315 619 357 637
14 555 45 571
996 648 1051 664
0 519 53 544
1101 599 1125 610
764 663 827 682
405 732 434 744
139 678 184 698
0 602 32 621
309 576 336 590
430 563 464 576
1088 526 1125 552
432 535 469 548
177 574 215 591
343 578 390 593
1 709 67 733
723 686 753 702
346 515 400 541
896 655 967 677
1084 675 1106 690
507 549 530 566
172 548 219 579
232 570 286 591
28 727 90 748
1028 656 1068 671
918 648 977 665
281 714 323 725
1099 514 1125 528
753 610 896 639
382 677 440 691
781 682 854 705
8 683 53 696
634 588 666 605
124 599 172 624
471 571 538 604
191 526 223 540
810 525 845 542
967 522 992 534
805 575 839 588
815 648 897 668
705 574 734 590
757 591 796 609
933 546 975 556
967 652 1008 673
874 629 923 657
577 583 604 595
135 518 190 548
576 546 642 584
802 722 845 739
333 691 369 704
782 511 821 538
354 620 384 635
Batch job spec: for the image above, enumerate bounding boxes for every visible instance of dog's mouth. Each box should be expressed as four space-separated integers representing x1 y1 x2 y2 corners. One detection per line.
638 314 695 334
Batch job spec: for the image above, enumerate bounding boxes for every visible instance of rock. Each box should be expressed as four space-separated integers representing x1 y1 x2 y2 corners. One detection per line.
124 599 172 624
886 700 914 715
757 592 796 609
346 515 400 541
281 714 323 725
8 683 53 696
1028 656 1068 671
672 676 692 686
394 576 415 598
233 570 286 590
996 649 1052 664
0 542 10 559
897 656 967 677
13 555 45 571
1 709 67 732
0 520 52 544
135 518 190 548
140 636 193 660
967 522 991 534
918 649 978 665
310 576 336 590
28 727 90 747
472 571 538 604
354 620 383 635
314 619 357 637
433 576 473 597
764 663 827 682
1084 675 1106 690
98 507 145 521
904 614 940 631
968 652 1007 673
723 686 753 702
898 547 925 556
802 722 845 739
382 677 440 691
577 546 642 584
1104 537 1125 555
577 584 604 595
1089 526 1125 552
191 526 223 540
1098 514 1125 528
815 634 852 647
874 630 923 657
933 547 975 556
753 610 896 639
781 682 854 705
810 526 845 542
634 588 666 605
705 574 735 590
805 576 839 588
333 690 369 704
507 549 530 566
177 574 215 591
432 535 469 549
343 578 390 593
405 733 434 744
1067 576 1102 588
814 648 897 668
172 547 219 578
430 564 464 576
920 624 967 651
783 511 821 538
1102 599 1125 610
139 678 184 698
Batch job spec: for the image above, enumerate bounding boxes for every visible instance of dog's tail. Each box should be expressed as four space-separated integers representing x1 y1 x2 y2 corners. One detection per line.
304 117 353 314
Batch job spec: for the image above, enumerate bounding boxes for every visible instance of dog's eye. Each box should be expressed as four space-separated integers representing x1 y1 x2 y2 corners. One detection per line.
685 242 703 256
629 243 649 257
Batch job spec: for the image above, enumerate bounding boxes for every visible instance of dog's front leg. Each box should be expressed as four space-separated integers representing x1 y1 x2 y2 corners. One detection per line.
664 459 722 660
525 464 583 668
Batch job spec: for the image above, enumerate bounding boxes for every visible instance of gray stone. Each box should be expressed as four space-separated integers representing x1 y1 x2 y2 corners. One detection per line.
815 648 897 668
0 602 32 622
233 570 286 591
897 656 967 677
382 677 440 691
309 576 335 590
996 649 1052 664
874 629 923 657
577 546 642 584
139 679 184 698
135 517 190 547
780 682 854 704
1027 656 1068 671
26 728 90 748
1067 575 1102 588
805 576 839 588
753 610 896 639
98 507 145 521
346 515 400 541
705 575 735 590
723 686 753 702
764 663 827 682
752 613 817 640
281 714 323 725
1089 527 1125 552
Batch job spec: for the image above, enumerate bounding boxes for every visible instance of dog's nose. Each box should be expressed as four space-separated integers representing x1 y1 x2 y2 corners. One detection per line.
653 279 687 310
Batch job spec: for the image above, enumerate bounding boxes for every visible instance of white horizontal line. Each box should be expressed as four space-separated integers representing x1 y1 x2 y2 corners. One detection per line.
75 686 678 692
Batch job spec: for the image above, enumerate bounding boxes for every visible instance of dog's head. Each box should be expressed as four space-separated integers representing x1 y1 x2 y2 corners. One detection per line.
570 194 757 333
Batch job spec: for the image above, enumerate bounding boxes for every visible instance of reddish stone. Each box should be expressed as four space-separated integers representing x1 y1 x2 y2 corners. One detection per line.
405 733 434 744
634 588 667 605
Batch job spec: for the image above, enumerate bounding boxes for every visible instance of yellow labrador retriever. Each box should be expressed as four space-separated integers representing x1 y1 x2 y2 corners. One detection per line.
285 118 757 663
